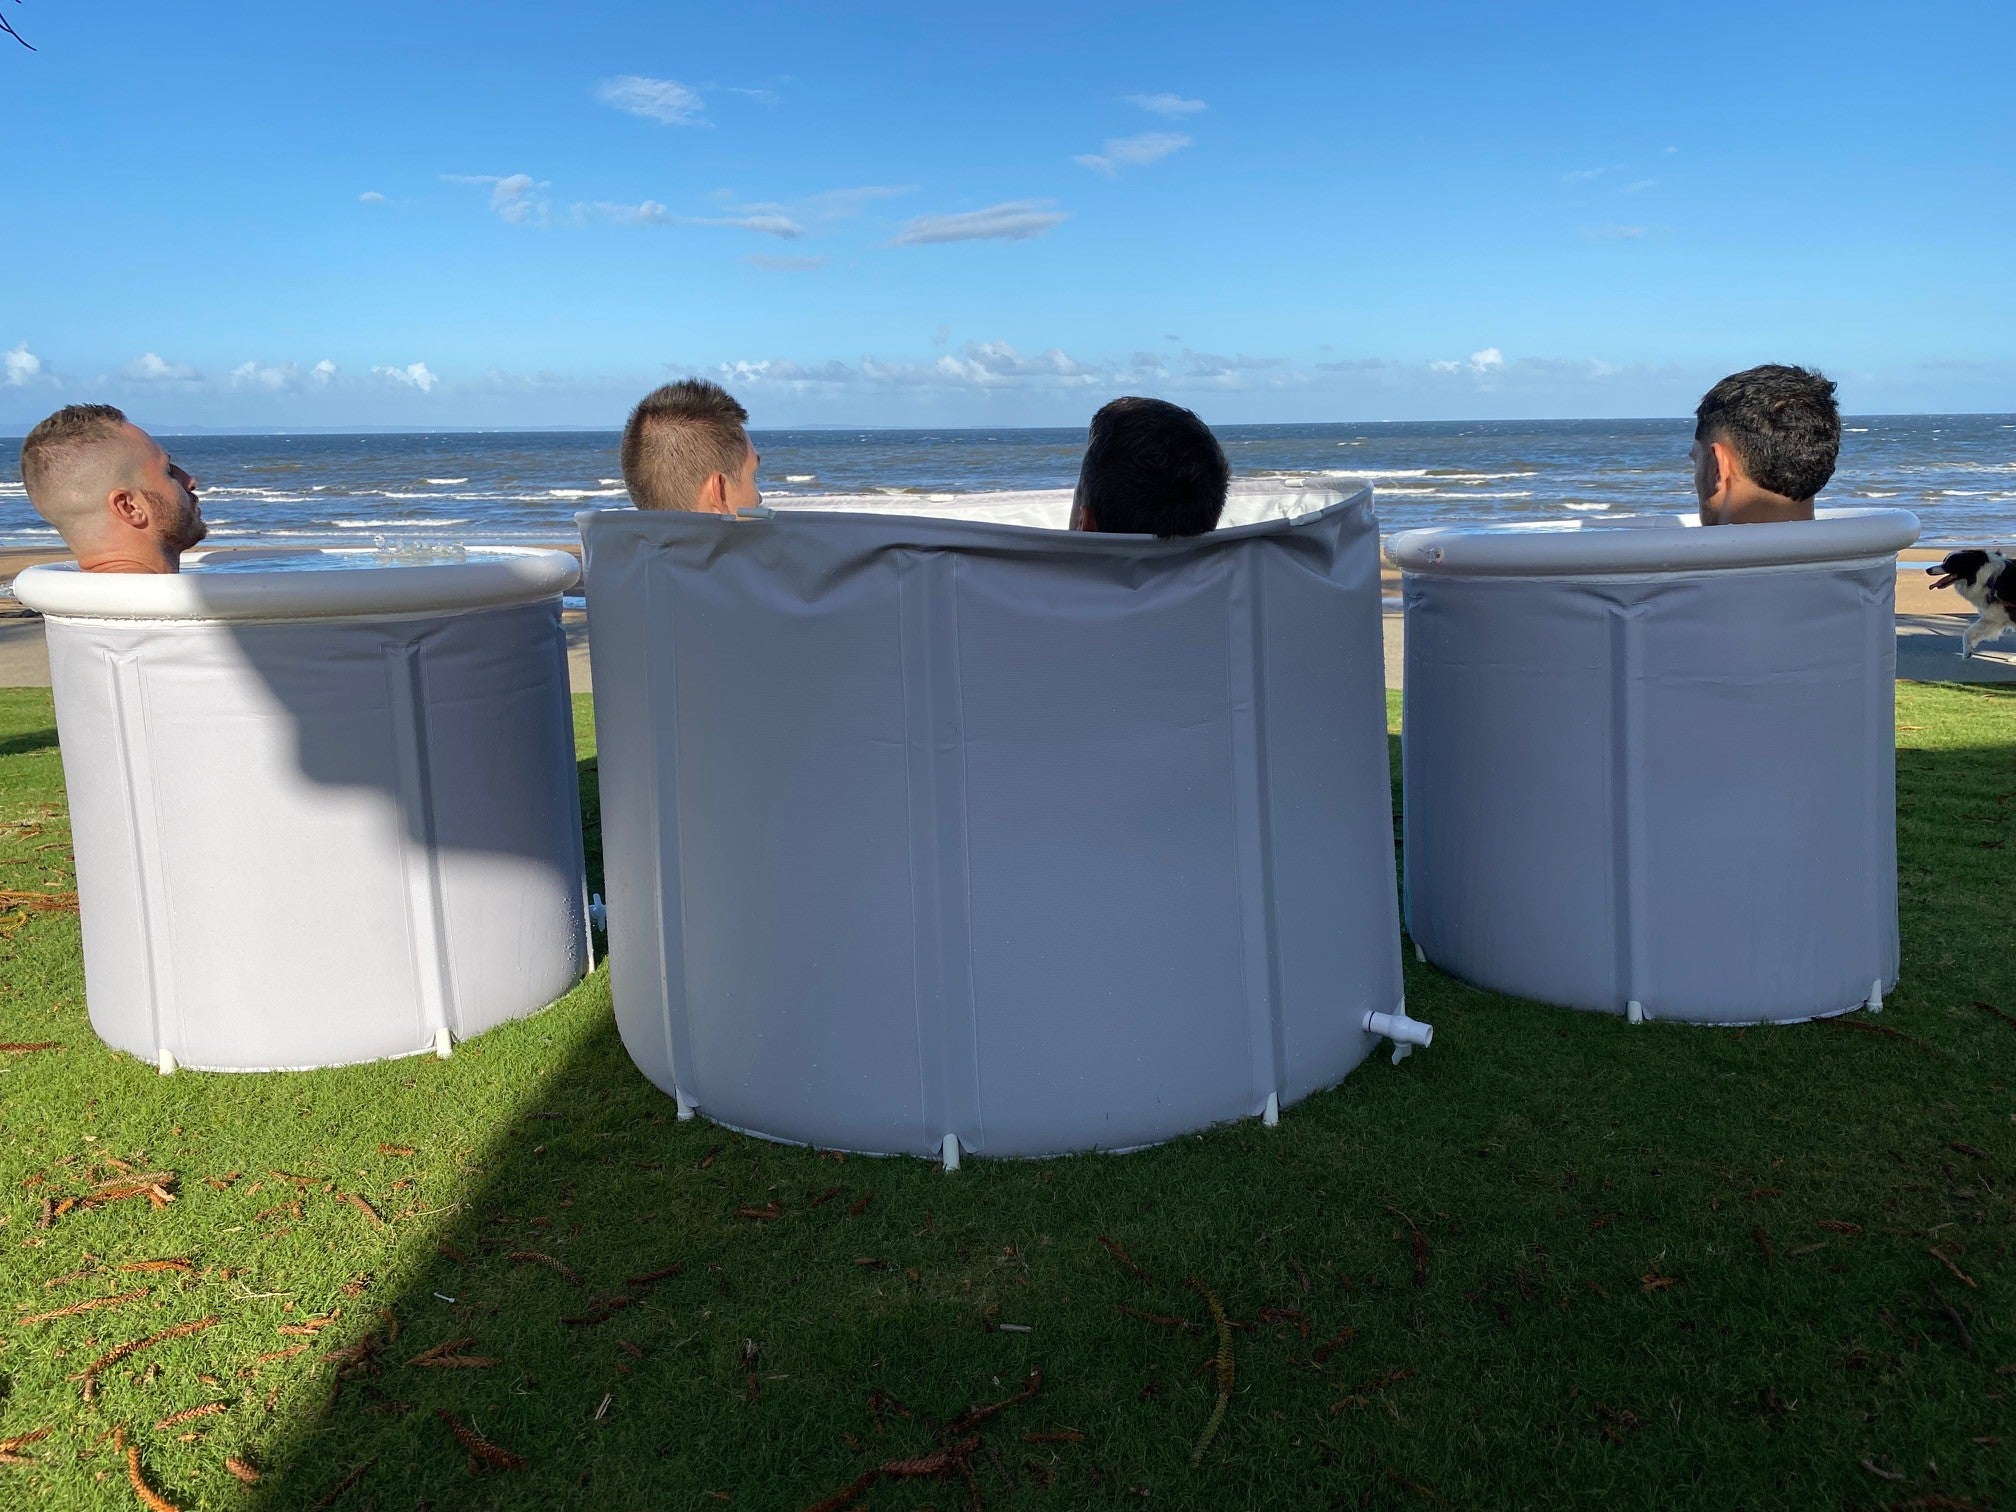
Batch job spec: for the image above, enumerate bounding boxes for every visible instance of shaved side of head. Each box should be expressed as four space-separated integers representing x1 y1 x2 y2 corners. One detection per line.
19 404 141 549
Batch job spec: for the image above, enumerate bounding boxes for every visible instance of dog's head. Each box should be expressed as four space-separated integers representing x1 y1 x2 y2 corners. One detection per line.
1928 549 2003 592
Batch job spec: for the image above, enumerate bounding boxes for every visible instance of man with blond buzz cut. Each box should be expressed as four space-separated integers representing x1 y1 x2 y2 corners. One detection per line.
19 404 207 573
619 378 763 513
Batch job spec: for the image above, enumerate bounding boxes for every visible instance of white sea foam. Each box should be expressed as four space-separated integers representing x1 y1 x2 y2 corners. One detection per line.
785 474 818 483
1845 427 1871 433
1561 502 1610 512
333 518 476 529
424 477 469 485
599 478 622 485
547 487 626 499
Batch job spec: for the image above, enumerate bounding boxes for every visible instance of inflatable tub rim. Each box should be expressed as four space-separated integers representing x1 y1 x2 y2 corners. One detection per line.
11 545 581 623
576 484 1369 551
1384 506 1920 578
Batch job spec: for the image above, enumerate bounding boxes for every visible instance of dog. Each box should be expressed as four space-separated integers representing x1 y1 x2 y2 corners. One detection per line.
1927 549 2016 658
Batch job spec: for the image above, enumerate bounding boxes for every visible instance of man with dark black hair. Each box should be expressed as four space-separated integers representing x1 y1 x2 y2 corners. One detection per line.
1069 396 1229 538
1690 364 1841 526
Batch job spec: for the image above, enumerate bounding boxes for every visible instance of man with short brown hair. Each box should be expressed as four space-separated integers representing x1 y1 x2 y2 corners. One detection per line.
619 378 762 513
19 404 207 573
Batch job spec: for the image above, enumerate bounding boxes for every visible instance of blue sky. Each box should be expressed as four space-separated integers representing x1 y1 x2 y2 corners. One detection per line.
3 0 2012 430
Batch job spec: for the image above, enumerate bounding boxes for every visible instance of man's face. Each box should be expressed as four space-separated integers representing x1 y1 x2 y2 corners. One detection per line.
726 443 761 512
127 424 207 550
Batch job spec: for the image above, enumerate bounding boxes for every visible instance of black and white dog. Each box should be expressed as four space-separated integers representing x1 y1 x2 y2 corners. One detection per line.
1927 549 2016 658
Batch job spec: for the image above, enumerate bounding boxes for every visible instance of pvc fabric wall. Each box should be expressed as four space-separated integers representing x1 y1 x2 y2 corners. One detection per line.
15 553 588 1070
580 489 1403 1158
1392 510 1920 1025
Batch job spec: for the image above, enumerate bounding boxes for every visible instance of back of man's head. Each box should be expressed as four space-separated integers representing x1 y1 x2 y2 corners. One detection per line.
21 403 137 544
621 379 752 511
1073 396 1230 538
1693 364 1840 504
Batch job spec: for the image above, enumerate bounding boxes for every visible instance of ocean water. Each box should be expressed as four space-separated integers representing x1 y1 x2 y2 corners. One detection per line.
2 414 2011 549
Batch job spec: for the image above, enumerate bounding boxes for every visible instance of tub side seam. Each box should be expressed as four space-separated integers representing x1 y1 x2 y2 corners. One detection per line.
106 651 178 1061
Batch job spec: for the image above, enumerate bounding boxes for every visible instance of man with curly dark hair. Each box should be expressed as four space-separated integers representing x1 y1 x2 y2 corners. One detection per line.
1690 364 1841 526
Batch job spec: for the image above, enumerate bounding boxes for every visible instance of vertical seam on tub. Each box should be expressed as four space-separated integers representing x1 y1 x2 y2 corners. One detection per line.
106 652 177 1061
898 550 980 1154
1227 549 1285 1109
945 557 983 1153
550 599 591 973
642 565 691 1100
1608 603 1649 1013
1865 569 1894 990
385 640 455 1043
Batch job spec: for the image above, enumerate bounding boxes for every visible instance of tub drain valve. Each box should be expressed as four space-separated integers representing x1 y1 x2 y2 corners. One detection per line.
1363 1009 1435 1065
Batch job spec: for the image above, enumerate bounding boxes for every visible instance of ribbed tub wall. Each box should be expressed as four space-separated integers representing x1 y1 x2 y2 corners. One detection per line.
45 601 588 1070
583 494 1405 1159
1404 563 1899 1024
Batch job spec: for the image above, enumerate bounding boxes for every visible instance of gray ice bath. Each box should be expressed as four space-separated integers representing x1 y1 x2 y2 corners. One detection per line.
580 488 1422 1165
1389 508 1921 1026
12 547 590 1071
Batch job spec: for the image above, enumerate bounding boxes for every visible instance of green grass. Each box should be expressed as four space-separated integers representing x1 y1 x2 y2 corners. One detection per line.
1 685 2012 1511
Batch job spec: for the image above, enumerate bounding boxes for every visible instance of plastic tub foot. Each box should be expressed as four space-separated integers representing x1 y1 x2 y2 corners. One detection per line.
941 1134 961 1173
1412 940 1426 964
157 1047 178 1076
674 1089 696 1121
1866 979 1883 1013
1262 1091 1280 1128
1626 1000 1645 1025
433 1027 453 1060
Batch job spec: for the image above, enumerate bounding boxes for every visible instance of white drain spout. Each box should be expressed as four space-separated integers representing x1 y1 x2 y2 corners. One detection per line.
1363 1009 1434 1064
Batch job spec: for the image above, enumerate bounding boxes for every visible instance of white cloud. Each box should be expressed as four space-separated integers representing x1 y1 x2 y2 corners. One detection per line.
577 199 675 226
1126 92 1206 117
311 359 339 385
1430 347 1505 375
123 352 202 383
4 341 42 386
1622 178 1656 193
1074 131 1192 176
373 361 438 393
594 76 707 126
359 190 386 204
691 211 807 238
228 360 300 392
1581 224 1649 241
891 200 1068 246
1562 166 1614 183
743 253 828 271
443 172 551 226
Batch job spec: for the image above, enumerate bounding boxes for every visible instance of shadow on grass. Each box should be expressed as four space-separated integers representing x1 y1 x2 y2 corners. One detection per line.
0 725 57 758
227 689 2014 1511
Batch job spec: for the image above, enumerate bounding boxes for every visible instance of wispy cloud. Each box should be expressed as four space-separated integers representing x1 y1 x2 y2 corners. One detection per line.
311 360 339 385
594 75 708 126
358 190 386 204
443 172 551 226
1429 346 1505 375
743 253 828 271
1074 131 1192 176
123 352 202 384
4 341 42 386
1126 92 1206 117
1621 178 1656 194
891 200 1068 246
1562 166 1615 183
1581 224 1648 241
576 185 910 239
373 361 438 393
228 361 302 392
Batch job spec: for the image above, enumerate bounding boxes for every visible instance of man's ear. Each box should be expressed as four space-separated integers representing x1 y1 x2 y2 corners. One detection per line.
107 487 150 531
1709 440 1744 493
698 471 729 513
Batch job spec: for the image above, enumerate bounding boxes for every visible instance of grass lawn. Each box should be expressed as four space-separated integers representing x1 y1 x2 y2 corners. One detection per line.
1 683 2012 1511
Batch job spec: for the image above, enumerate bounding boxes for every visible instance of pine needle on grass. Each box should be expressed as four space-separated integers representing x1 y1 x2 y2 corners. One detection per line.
1186 1277 1234 1467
